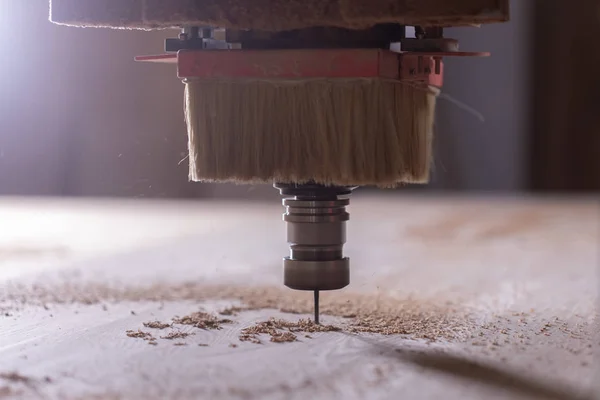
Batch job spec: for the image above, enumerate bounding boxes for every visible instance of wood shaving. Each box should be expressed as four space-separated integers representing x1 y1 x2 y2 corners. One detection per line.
147 341 158 346
160 331 193 340
173 342 187 346
173 312 232 330
125 330 154 340
240 318 339 344
198 343 209 347
142 321 171 329
219 306 245 316
271 332 297 343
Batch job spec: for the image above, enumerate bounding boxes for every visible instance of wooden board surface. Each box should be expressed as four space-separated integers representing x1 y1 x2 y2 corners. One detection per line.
49 0 509 31
0 194 598 400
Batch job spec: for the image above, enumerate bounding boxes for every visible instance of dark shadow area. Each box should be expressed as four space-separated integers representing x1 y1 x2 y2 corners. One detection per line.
346 333 595 400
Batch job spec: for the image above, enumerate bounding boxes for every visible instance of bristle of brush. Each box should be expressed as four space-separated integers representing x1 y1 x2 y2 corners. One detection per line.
184 78 438 188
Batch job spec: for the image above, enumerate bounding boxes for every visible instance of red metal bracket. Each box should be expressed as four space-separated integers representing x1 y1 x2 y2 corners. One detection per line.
400 54 444 87
135 49 489 88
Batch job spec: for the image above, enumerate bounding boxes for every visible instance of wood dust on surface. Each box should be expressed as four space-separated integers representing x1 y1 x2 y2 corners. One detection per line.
0 372 34 385
159 331 193 340
2 281 475 342
128 311 399 346
127 308 430 346
0 372 52 397
239 318 340 344
125 330 153 339
172 311 233 329
129 311 340 347
142 321 170 329
1 281 597 399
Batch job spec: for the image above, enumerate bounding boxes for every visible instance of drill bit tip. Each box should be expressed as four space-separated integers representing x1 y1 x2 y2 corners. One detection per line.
314 290 320 325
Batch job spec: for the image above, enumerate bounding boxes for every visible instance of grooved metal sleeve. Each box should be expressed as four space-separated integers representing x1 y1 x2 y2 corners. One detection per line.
282 197 350 291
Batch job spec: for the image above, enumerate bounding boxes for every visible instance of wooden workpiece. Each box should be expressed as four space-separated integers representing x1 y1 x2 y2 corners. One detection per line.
49 0 509 31
0 194 597 399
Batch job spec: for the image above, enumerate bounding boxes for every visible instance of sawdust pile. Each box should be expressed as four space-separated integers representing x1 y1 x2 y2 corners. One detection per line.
172 312 233 330
143 321 171 329
130 312 234 345
125 329 158 345
1 282 476 341
160 331 193 340
240 318 340 344
125 330 154 340
348 314 454 340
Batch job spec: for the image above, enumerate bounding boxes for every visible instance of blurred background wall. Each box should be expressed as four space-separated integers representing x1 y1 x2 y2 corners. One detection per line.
432 0 530 192
0 0 597 199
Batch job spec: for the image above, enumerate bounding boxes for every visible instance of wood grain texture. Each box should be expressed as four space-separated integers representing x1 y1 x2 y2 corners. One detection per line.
49 0 510 31
0 195 598 399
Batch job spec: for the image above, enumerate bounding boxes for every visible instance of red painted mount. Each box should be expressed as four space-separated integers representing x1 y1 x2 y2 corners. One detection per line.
135 49 489 88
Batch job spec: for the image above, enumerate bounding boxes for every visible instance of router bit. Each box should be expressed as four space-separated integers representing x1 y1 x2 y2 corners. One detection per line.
274 183 355 324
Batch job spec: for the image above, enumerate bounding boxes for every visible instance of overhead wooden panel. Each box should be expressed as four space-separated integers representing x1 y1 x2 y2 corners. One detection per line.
49 0 509 31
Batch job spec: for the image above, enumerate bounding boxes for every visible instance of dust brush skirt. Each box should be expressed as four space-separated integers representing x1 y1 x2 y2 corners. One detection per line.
184 79 438 187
